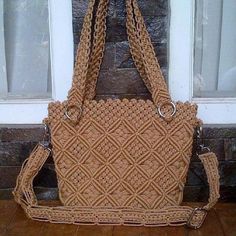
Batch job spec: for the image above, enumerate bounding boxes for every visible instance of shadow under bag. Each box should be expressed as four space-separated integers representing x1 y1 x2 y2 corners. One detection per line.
13 0 220 229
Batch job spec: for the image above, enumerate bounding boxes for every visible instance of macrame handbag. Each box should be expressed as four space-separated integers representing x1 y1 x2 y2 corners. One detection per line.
13 0 220 229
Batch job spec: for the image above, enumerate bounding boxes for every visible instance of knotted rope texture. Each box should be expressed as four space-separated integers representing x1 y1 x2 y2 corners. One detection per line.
13 0 220 229
13 144 220 228
67 0 171 109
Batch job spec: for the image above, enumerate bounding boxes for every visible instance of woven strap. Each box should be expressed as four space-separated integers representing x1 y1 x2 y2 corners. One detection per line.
84 0 166 100
13 144 220 229
67 0 171 107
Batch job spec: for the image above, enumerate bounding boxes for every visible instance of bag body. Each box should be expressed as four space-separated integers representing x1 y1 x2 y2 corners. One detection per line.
13 0 220 229
48 100 200 209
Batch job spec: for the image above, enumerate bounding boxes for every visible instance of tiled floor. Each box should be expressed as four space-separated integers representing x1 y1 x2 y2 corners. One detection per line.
0 201 236 236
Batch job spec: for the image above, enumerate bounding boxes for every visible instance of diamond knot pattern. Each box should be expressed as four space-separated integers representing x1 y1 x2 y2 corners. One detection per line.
80 120 105 145
93 137 119 160
124 167 148 190
95 166 119 191
108 119 135 145
49 100 198 210
125 136 150 161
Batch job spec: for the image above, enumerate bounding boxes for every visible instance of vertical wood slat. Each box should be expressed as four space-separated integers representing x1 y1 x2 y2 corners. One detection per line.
41 223 78 236
0 0 8 98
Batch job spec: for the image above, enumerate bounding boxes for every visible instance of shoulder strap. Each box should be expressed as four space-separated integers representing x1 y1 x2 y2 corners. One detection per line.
13 144 220 229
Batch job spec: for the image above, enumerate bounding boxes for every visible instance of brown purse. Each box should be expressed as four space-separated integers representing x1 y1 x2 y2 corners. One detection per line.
13 0 220 229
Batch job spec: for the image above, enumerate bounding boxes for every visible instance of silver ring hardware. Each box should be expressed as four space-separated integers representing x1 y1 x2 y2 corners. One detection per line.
64 104 83 125
157 101 177 121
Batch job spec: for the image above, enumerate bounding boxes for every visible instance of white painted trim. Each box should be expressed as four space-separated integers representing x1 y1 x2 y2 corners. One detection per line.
49 0 74 101
169 0 194 102
0 0 7 97
197 103 236 124
169 0 236 124
0 103 49 124
0 0 74 124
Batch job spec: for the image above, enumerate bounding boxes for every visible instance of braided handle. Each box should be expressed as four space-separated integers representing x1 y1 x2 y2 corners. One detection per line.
85 0 153 100
67 0 97 106
84 0 110 100
67 0 171 107
130 0 171 104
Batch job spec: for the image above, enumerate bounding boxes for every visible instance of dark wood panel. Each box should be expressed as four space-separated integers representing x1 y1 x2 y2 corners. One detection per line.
0 200 17 233
41 223 78 236
5 206 43 236
216 205 236 236
149 226 187 236
76 225 113 236
113 226 149 236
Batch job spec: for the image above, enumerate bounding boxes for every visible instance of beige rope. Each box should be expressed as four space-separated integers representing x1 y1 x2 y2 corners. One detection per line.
84 0 110 100
67 0 97 106
67 0 171 107
13 144 220 229
126 0 153 93
13 1 220 230
85 0 153 99
131 0 170 104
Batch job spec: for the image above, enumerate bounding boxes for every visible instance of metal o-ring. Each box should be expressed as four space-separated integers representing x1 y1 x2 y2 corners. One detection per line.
157 101 177 120
64 104 83 124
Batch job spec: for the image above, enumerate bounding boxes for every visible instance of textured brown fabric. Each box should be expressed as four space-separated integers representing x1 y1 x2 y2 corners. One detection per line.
13 0 220 229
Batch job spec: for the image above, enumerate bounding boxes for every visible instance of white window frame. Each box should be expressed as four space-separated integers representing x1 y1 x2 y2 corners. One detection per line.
0 0 74 124
169 0 236 124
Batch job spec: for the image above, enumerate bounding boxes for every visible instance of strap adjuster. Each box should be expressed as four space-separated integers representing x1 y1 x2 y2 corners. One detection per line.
186 207 208 229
